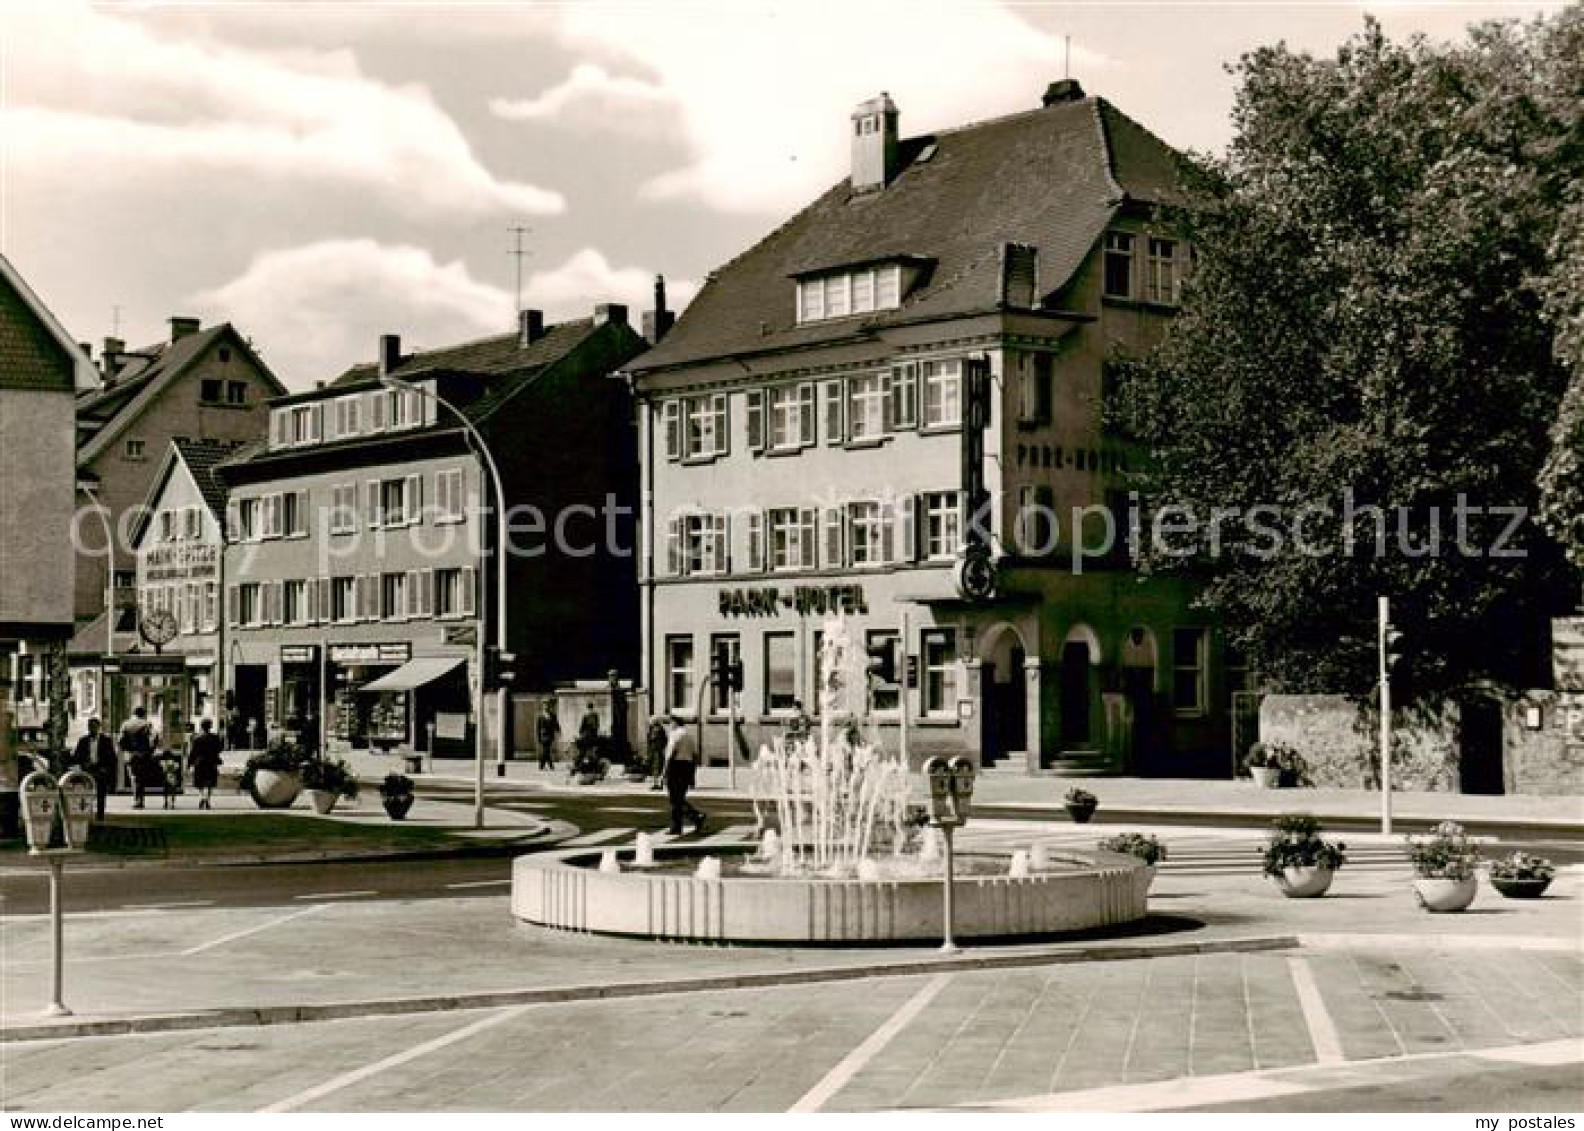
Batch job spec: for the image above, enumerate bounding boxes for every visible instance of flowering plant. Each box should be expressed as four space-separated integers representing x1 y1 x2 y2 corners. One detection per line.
1065 787 1097 807
1261 813 1346 877
1098 832 1165 866
1487 851 1554 882
1407 821 1479 880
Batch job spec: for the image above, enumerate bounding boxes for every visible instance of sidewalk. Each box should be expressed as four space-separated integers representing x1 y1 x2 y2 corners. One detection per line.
362 745 1584 833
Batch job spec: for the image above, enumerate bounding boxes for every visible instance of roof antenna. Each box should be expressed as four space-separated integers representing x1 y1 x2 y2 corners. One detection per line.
1064 35 1071 81
111 304 123 336
507 225 533 315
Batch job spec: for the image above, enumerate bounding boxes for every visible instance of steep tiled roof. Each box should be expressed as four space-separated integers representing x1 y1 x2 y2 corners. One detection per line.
0 265 80 393
172 437 244 518
328 317 598 400
632 94 1187 372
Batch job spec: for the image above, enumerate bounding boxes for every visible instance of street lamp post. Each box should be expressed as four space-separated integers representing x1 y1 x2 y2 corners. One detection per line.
379 377 508 831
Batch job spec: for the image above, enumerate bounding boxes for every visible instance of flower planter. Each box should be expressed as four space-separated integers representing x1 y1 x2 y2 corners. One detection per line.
1272 865 1334 898
1413 875 1477 913
1249 766 1279 789
250 769 301 810
576 774 602 786
305 788 338 816
1491 876 1551 899
1065 801 1097 824
382 794 414 821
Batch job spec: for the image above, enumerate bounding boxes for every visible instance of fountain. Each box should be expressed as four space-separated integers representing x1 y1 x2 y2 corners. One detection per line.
512 616 1152 943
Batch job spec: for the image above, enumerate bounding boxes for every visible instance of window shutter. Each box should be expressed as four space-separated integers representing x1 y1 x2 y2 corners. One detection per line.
711 393 729 456
798 383 816 447
405 474 422 525
270 410 288 448
366 480 381 528
746 389 765 453
899 495 918 563
666 516 681 576
269 581 283 626
318 577 331 622
309 403 323 443
225 502 239 543
713 514 729 574
748 511 765 572
880 504 895 563
823 508 844 569
296 490 309 536
304 577 317 624
880 371 894 432
460 567 477 617
824 381 844 444
662 400 680 461
798 508 818 569
227 585 239 628
369 391 386 431
420 568 435 617
406 570 421 619
891 363 918 430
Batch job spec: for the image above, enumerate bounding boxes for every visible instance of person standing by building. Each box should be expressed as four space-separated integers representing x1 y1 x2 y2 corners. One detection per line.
645 716 668 792
71 718 117 820
226 705 247 751
662 715 705 836
187 719 223 810
250 715 268 750
535 702 561 771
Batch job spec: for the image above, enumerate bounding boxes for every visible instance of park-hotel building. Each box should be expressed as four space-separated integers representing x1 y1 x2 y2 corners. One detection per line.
628 81 1250 775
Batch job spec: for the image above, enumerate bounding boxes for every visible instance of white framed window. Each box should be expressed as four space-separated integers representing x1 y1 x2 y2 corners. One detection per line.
709 634 740 715
797 265 904 323
282 491 307 538
680 512 728 576
1172 627 1207 715
922 628 958 717
203 581 218 632
799 278 825 322
386 389 410 430
1104 231 1134 299
847 501 890 567
262 494 283 539
763 632 796 713
923 491 961 560
434 568 464 618
876 264 901 308
666 636 695 716
124 439 145 461
330 484 358 534
846 374 887 441
184 507 203 540
1146 237 1179 305
436 468 465 522
921 359 962 428
158 511 175 542
237 498 260 542
238 583 262 628
283 579 308 626
767 507 818 571
380 479 408 527
331 577 356 624
824 274 850 318
683 394 728 460
380 572 408 621
334 396 362 438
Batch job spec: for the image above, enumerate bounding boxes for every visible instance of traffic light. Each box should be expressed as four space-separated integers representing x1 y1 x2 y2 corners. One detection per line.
1382 624 1406 681
710 651 742 691
866 638 897 685
482 645 517 691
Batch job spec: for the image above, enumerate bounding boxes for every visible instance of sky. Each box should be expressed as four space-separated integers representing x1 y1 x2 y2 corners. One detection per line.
0 0 1562 391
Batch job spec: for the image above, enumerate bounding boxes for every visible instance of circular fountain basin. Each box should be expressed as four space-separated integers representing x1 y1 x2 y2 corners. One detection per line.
511 845 1153 944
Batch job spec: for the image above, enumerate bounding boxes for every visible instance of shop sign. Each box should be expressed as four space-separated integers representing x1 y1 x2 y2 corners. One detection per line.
329 642 412 665
1013 442 1126 475
142 543 219 582
443 624 478 646
718 584 868 619
102 655 187 676
280 645 320 664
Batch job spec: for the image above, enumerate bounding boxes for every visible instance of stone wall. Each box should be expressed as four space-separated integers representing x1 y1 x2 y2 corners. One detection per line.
1502 692 1584 796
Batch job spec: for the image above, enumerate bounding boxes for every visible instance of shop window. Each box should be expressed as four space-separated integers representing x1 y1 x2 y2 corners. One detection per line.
710 634 739 714
1172 627 1207 715
922 628 958 717
666 636 695 716
763 632 796 713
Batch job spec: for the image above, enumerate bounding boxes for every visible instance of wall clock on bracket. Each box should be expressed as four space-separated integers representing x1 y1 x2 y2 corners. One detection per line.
139 608 179 651
954 546 998 602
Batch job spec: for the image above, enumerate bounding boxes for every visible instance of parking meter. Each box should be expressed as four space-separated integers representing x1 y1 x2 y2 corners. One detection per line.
20 770 61 854
923 756 956 826
59 770 96 852
947 756 976 823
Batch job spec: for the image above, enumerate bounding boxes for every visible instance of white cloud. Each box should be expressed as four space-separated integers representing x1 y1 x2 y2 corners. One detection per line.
490 62 673 133
535 1 1111 215
193 242 691 389
1 0 564 218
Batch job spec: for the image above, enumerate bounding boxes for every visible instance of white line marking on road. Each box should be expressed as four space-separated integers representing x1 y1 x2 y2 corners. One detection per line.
444 879 512 890
562 828 631 846
1475 1037 1584 1066
1287 956 1344 1065
976 1067 1314 1112
120 900 215 910
293 890 377 902
258 1005 531 1113
181 905 327 956
789 973 953 1113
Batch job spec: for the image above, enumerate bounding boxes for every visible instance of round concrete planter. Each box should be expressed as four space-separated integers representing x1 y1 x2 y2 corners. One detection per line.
1272 865 1334 898
513 845 1154 944
1490 876 1551 899
306 788 338 815
1249 766 1279 789
250 769 301 810
1413 875 1477 913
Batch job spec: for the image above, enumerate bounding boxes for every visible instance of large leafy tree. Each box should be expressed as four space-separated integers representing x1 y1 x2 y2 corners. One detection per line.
1117 13 1580 697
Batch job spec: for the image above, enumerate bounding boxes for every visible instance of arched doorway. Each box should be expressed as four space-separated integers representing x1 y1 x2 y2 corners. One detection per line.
1059 625 1101 748
980 622 1027 765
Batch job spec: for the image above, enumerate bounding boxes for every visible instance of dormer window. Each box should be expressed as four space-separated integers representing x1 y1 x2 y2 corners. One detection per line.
796 263 903 324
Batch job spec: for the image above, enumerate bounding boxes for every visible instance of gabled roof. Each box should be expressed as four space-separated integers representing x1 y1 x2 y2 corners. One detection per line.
631 93 1187 373
0 253 96 392
76 324 287 468
127 437 245 547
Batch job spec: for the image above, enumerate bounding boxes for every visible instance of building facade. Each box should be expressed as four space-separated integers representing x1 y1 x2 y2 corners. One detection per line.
630 82 1243 776
218 307 645 757
0 254 92 783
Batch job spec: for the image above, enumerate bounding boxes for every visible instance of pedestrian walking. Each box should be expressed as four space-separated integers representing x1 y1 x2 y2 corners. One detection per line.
127 747 161 810
158 746 182 809
119 707 156 808
645 717 668 791
536 702 561 770
187 719 223 809
226 706 248 751
72 718 118 820
662 715 705 835
250 716 268 750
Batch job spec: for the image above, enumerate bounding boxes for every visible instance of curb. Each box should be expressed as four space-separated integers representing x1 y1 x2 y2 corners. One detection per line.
0 932 1299 1043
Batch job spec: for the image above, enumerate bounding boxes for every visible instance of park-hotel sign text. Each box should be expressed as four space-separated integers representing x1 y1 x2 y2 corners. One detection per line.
719 584 869 618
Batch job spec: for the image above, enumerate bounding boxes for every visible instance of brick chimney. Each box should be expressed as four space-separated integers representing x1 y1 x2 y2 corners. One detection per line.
100 336 125 381
168 316 201 342
593 303 628 327
518 309 545 347
1041 79 1085 106
642 275 675 344
378 334 402 377
851 92 899 192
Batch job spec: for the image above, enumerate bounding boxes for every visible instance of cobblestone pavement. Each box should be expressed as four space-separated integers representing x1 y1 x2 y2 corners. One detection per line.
4 947 1579 1112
